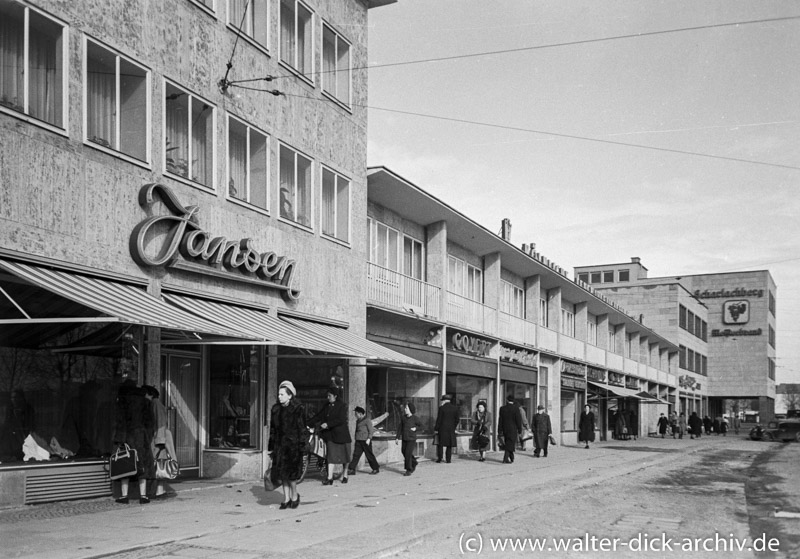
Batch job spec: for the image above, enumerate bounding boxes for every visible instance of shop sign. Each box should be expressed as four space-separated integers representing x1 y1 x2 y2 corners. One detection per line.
499 345 537 368
130 183 300 301
561 361 585 377
711 328 762 338
723 300 751 325
694 287 763 299
450 332 493 357
586 366 606 382
561 376 586 390
625 376 639 390
608 372 624 386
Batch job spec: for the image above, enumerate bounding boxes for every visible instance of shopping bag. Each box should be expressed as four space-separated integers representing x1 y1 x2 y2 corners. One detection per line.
521 428 534 442
154 448 180 480
309 432 326 458
109 444 138 480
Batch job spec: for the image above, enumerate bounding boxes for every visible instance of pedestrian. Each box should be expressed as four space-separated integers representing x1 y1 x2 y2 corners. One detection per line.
703 415 712 435
518 404 531 451
689 411 703 439
470 400 491 462
395 402 422 476
678 412 687 440
578 404 595 449
308 387 352 485
719 416 728 436
143 385 176 499
712 417 720 435
627 408 638 441
615 407 628 440
348 406 380 476
269 380 306 509
497 395 522 463
112 379 155 505
532 404 553 457
733 414 741 435
657 413 669 438
434 394 459 463
669 410 678 438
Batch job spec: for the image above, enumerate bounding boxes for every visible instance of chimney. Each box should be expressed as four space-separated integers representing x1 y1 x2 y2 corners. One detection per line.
631 257 641 264
500 218 512 241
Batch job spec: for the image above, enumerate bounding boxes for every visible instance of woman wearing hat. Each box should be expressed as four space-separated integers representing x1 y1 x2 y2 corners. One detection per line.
269 381 307 509
308 387 352 485
470 400 492 461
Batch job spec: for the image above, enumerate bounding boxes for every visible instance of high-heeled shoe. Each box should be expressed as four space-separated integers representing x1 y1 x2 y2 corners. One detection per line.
279 501 291 510
291 495 300 509
322 478 333 486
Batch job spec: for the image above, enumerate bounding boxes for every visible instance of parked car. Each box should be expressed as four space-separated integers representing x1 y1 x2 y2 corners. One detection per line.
751 420 800 442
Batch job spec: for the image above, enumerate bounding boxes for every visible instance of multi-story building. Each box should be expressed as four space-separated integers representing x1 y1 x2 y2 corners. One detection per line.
0 0 415 506
365 168 679 461
575 259 777 422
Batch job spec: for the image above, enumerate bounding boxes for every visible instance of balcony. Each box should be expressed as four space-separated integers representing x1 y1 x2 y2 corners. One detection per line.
446 291 496 334
366 262 441 320
498 311 536 347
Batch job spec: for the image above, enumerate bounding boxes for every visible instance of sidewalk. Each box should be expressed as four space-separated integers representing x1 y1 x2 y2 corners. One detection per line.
0 435 729 559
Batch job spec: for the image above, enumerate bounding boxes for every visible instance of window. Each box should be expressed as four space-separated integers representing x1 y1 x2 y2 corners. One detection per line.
769 325 775 348
694 315 702 339
618 269 630 282
687 348 695 372
280 0 313 79
0 1 67 129
769 291 776 316
448 256 482 302
539 297 549 327
446 374 494 432
608 327 616 351
165 82 214 188
578 273 589 283
278 144 312 227
368 218 399 271
538 366 548 410
560 390 583 431
227 115 268 210
466 265 482 302
687 310 695 336
768 358 775 380
679 305 687 329
403 235 424 280
603 271 614 283
590 272 601 284
322 22 350 105
501 280 524 318
228 0 268 48
701 321 707 342
367 369 438 436
190 0 215 12
701 355 707 376
679 345 686 369
208 345 261 450
625 333 633 358
561 305 575 337
587 315 598 346
321 167 350 242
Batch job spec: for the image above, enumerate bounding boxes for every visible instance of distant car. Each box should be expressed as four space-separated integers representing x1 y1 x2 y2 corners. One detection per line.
752 420 800 442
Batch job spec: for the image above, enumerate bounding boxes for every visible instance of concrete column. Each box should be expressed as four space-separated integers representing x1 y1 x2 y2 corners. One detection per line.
484 252 501 311
575 302 588 341
426 221 448 319
638 336 649 364
614 324 626 355
628 331 640 361
525 274 541 326
547 286 562 332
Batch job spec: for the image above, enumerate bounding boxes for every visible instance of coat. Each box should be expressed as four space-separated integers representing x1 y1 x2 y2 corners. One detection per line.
434 402 460 447
497 403 522 444
353 415 374 441
532 412 552 448
689 413 703 434
657 415 669 434
470 410 492 450
678 416 687 434
113 382 155 479
578 411 595 442
269 399 308 482
614 411 627 436
396 414 423 441
308 399 352 444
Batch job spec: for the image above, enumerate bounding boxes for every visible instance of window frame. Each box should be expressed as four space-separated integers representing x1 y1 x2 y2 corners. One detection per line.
539 297 549 328
561 306 575 337
403 234 424 280
368 218 400 271
602 271 614 283
226 112 269 214
500 280 525 318
320 164 351 244
227 0 269 53
447 255 482 303
0 1 69 135
279 0 314 83
618 269 630 282
321 20 351 108
278 142 314 230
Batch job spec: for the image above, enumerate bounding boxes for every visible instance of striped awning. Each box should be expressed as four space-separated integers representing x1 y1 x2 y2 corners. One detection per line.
587 380 649 400
283 316 436 370
0 260 254 340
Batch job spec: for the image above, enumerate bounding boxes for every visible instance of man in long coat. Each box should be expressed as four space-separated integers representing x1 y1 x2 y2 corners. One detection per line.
434 394 459 463
532 405 553 457
497 395 522 463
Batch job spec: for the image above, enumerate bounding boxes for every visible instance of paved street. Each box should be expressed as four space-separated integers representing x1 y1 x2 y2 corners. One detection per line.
0 434 797 559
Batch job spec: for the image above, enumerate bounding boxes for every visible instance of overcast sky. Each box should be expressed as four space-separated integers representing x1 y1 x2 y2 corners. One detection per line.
365 0 800 384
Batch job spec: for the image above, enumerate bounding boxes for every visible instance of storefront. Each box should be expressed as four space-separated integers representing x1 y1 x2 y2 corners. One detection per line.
560 361 587 445
498 344 538 433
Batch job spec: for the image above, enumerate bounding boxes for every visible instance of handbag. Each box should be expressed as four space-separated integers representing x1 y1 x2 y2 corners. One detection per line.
154 448 180 480
109 444 139 480
548 434 557 446
309 432 326 458
521 428 533 442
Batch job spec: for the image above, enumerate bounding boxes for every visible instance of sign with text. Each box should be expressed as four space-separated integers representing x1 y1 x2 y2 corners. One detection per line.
499 345 537 368
561 376 586 390
561 361 586 377
450 331 494 357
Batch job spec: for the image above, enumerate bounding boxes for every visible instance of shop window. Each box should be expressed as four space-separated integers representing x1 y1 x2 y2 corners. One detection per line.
228 0 268 49
504 381 535 429
165 81 215 188
278 143 312 227
560 390 583 431
367 369 438 436
208 345 261 449
227 114 268 211
279 0 313 80
538 366 548 409
446 374 494 432
0 1 66 130
322 22 351 106
321 166 350 243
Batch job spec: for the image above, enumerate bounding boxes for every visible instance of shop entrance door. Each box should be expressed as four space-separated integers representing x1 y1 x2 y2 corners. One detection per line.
162 353 202 471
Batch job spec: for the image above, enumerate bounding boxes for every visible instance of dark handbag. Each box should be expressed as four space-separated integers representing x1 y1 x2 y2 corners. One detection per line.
109 444 138 480
154 448 180 480
548 434 557 446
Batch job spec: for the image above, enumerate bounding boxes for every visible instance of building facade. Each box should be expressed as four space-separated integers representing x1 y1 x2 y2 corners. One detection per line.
0 0 413 506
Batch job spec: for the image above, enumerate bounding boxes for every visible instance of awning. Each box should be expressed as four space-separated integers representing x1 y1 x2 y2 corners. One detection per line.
636 391 670 405
0 260 253 340
587 380 648 400
283 316 437 370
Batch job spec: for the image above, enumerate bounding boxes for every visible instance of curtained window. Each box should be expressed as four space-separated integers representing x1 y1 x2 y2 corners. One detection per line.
228 0 268 48
227 115 268 210
321 167 350 242
278 144 312 227
322 23 350 105
86 40 148 162
280 0 313 79
0 1 65 129
165 82 214 188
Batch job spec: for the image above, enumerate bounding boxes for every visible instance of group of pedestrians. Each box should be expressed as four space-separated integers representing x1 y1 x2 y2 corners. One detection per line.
656 410 731 439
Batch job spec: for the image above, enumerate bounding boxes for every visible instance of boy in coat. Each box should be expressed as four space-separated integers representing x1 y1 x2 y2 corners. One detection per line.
348 406 380 475
434 394 459 463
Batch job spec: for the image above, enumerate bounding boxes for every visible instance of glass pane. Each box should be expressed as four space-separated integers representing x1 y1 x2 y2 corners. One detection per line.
249 128 267 209
322 25 335 94
387 228 399 271
228 118 247 201
253 0 268 46
208 345 260 450
446 375 494 432
86 42 116 149
298 3 312 76
368 369 438 435
165 84 189 177
376 223 387 267
336 35 349 103
119 58 147 161
169 355 201 467
336 176 349 241
403 237 413 276
28 10 63 126
0 2 25 115
296 153 311 226
279 145 294 219
279 0 294 66
321 167 335 235
413 240 423 280
191 97 213 186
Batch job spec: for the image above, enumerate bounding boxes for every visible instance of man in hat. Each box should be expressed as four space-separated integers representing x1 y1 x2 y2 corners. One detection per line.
434 394 459 463
498 394 522 463
532 404 553 458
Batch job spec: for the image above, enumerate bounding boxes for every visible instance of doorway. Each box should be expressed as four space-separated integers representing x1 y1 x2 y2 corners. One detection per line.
161 352 202 471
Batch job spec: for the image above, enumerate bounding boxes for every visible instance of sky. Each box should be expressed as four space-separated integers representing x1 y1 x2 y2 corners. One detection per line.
364 0 800 384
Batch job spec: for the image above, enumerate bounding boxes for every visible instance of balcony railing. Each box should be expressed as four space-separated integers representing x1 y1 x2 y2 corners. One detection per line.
446 291 496 334
497 311 536 347
366 262 441 319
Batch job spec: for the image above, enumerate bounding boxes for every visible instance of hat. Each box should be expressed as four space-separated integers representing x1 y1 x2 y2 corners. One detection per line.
279 380 296 396
406 402 416 414
326 386 340 398
537 405 545 410
440 394 451 401
506 394 516 403
354 406 365 414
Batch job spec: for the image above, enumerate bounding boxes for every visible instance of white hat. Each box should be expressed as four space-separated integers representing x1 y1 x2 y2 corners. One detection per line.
279 380 296 396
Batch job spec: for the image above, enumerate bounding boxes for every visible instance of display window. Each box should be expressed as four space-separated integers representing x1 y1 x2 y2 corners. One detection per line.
446 374 493 432
207 345 261 450
367 368 438 436
560 390 584 431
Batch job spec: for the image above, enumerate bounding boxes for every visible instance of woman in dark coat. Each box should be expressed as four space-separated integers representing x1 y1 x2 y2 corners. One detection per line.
308 387 351 485
689 411 703 439
657 413 669 437
578 404 595 449
269 380 307 509
112 379 155 504
470 400 492 461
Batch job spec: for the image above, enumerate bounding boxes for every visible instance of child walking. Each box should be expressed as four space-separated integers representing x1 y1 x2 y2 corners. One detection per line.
348 406 380 475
